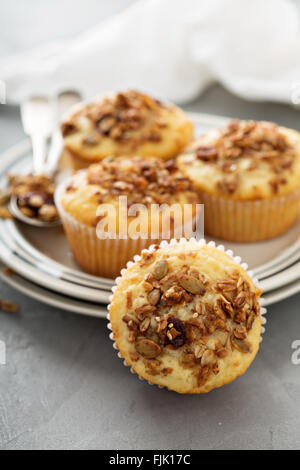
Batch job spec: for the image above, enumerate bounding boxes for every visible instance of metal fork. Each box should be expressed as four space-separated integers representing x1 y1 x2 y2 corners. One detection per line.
20 96 55 174
9 91 81 227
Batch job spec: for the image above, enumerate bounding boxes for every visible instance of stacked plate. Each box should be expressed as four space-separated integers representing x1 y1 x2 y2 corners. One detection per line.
1 112 300 318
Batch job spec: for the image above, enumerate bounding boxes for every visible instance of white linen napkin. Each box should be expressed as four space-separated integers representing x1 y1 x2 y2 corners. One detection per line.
1 0 300 105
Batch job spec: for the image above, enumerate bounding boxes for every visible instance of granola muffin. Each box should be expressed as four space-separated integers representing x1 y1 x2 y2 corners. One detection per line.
55 157 199 278
177 120 300 242
108 239 263 394
61 90 194 169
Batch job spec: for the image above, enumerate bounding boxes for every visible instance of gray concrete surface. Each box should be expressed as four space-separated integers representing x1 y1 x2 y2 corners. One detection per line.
0 85 300 450
0 0 300 450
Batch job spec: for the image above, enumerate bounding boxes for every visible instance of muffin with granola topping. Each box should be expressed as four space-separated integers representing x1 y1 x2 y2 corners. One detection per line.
108 239 263 394
61 90 194 169
55 156 199 278
177 120 300 242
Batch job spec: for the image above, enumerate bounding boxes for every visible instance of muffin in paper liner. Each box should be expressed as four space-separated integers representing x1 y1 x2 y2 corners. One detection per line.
55 156 200 279
177 120 300 242
54 190 162 279
107 238 266 394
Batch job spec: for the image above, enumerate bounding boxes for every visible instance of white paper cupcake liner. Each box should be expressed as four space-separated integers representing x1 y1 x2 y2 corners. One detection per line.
107 237 267 388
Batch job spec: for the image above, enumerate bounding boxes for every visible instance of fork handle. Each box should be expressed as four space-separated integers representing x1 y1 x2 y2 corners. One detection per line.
31 134 48 174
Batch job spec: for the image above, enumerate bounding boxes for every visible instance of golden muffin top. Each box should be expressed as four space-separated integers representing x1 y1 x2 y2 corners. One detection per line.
178 120 300 200
109 240 262 393
58 156 198 230
61 90 194 162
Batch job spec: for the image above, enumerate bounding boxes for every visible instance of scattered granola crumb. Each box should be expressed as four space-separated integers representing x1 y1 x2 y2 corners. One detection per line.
1 299 19 313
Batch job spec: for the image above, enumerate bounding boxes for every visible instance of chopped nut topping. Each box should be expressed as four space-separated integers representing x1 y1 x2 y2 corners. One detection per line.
142 281 155 292
234 310 247 324
196 147 218 161
164 317 185 348
1 300 19 313
216 296 234 319
0 189 11 206
185 319 206 345
61 121 77 137
0 206 13 219
140 252 155 266
122 315 139 335
2 267 15 276
217 176 238 195
233 326 247 340
201 349 216 367
7 174 59 222
215 346 229 358
62 90 169 146
129 351 140 362
234 291 247 309
196 302 206 316
38 204 59 222
153 260 169 280
182 352 197 368
145 358 162 376
161 367 173 376
20 207 35 218
85 157 196 208
196 365 211 386
269 177 288 194
140 317 151 332
178 274 206 295
156 317 168 333
246 312 256 331
194 343 206 359
82 134 99 146
216 279 237 292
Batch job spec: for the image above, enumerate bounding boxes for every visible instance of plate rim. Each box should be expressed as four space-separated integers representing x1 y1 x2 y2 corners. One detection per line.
0 229 111 303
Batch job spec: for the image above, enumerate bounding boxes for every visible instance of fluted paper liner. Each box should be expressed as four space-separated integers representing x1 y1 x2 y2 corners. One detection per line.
107 237 267 390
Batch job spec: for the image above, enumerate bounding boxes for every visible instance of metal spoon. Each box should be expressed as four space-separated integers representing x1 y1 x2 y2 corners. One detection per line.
9 196 61 227
9 91 81 228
